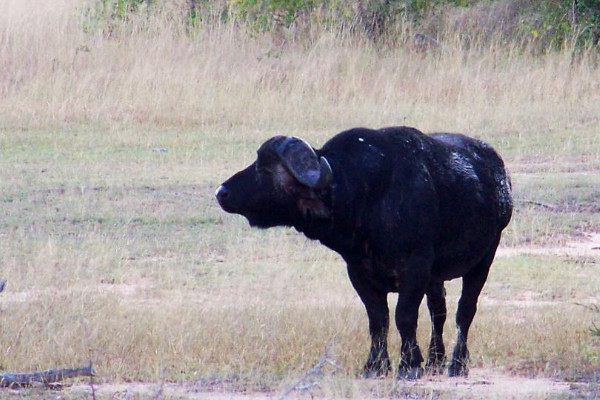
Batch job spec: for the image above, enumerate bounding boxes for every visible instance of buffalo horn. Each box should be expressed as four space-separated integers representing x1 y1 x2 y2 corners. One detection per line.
273 136 333 188
315 156 333 188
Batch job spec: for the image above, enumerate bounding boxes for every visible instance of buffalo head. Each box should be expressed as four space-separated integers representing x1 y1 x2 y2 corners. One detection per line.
215 136 333 228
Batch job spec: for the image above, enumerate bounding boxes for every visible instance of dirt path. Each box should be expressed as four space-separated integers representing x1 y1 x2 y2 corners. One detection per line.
50 368 574 400
497 232 600 258
413 368 571 400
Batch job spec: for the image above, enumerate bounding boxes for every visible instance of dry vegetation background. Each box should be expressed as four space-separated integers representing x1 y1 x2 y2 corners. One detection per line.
1 0 599 398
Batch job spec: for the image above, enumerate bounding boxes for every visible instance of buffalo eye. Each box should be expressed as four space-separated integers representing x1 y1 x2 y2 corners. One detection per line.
254 162 273 185
255 164 270 175
255 152 276 174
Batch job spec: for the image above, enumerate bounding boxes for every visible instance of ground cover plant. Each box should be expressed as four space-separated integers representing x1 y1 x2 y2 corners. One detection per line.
0 0 599 398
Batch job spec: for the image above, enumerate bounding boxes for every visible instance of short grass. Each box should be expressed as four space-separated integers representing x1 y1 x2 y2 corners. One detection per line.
1 1 599 398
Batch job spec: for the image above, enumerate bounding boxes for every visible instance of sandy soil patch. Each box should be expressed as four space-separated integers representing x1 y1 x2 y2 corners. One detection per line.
25 368 570 400
497 232 600 258
413 368 571 400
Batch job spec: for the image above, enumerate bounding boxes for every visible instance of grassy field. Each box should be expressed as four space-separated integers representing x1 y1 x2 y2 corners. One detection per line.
1 1 599 399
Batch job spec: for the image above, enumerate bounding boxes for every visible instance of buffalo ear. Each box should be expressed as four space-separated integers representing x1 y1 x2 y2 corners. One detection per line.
271 136 332 189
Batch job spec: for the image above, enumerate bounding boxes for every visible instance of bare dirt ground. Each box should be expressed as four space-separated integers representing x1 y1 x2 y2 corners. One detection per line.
413 368 571 399
497 232 600 258
17 368 575 400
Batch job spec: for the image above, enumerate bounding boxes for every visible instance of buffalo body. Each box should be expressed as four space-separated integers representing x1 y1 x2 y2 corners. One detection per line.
216 126 512 378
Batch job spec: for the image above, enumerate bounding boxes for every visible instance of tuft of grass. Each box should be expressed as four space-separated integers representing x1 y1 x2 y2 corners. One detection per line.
581 304 600 338
591 322 600 337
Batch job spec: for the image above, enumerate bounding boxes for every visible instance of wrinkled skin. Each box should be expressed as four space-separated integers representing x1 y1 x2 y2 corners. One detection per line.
216 126 513 379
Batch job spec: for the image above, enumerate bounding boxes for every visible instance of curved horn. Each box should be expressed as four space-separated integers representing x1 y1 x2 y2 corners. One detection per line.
272 136 332 188
315 156 333 188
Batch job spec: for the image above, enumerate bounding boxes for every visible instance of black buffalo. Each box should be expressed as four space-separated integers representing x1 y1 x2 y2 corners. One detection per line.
215 126 512 379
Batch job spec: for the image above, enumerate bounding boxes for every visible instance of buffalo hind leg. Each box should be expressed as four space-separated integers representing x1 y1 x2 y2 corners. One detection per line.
347 263 391 378
449 238 500 377
425 281 447 374
395 287 427 379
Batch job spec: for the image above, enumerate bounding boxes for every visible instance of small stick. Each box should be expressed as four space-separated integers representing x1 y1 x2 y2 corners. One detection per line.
0 365 96 388
516 199 558 210
0 279 6 293
277 345 342 400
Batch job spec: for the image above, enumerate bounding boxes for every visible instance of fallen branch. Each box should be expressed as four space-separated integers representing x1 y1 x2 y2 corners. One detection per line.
0 365 95 388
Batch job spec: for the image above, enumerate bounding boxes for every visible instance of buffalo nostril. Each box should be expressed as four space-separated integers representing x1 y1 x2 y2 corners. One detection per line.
215 185 229 203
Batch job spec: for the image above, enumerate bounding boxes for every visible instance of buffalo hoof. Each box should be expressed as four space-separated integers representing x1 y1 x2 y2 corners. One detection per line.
425 353 447 375
361 360 391 379
396 366 423 380
448 360 469 377
424 360 446 376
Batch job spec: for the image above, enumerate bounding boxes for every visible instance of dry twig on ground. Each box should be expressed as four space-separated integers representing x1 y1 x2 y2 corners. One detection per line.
277 345 342 399
0 365 96 388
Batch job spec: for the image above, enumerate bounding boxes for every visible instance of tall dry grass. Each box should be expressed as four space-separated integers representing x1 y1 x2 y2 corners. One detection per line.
1 0 599 137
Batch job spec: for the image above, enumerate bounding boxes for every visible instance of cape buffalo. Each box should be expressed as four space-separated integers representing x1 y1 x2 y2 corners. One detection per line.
215 126 513 379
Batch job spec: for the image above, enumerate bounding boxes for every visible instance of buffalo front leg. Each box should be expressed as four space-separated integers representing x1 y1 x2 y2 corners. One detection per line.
347 263 391 378
448 239 499 377
363 295 392 378
395 247 433 379
425 281 447 374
